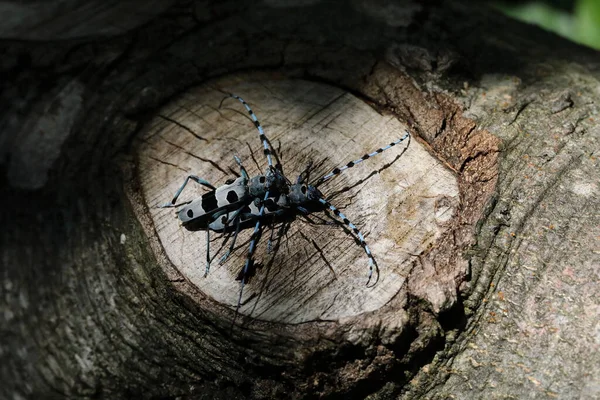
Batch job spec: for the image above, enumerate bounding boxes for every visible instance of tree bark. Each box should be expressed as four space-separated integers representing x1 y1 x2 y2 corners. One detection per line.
1 1 598 399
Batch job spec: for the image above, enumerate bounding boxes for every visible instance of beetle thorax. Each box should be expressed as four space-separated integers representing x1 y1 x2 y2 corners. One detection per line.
248 168 288 198
288 184 322 205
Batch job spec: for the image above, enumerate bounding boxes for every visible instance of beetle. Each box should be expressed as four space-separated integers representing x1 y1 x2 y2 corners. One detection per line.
161 93 410 317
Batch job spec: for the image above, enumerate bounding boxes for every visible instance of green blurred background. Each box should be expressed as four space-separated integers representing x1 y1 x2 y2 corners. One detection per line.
494 0 600 49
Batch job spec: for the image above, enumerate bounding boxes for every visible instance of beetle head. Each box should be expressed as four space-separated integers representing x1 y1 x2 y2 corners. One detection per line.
288 183 323 206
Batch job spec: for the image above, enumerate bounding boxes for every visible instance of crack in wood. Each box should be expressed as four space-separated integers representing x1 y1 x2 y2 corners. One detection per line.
148 155 188 173
159 114 208 142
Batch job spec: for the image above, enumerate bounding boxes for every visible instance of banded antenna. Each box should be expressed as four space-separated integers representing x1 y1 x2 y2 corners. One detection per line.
312 131 410 187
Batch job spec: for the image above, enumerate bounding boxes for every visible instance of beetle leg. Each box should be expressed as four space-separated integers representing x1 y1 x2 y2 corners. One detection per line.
204 229 211 277
160 175 215 208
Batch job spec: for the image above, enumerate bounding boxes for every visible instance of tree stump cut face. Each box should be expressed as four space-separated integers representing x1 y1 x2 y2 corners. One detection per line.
137 79 459 324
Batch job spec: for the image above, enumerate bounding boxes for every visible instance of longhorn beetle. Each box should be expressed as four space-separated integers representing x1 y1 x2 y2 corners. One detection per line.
161 93 410 317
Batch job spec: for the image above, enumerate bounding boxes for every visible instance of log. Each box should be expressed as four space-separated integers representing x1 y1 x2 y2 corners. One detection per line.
1 0 599 399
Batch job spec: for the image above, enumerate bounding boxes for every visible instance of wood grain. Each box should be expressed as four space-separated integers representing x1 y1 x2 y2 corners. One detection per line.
137 77 459 323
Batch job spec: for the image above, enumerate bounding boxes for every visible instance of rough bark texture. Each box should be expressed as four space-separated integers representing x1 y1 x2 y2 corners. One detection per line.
1 1 599 399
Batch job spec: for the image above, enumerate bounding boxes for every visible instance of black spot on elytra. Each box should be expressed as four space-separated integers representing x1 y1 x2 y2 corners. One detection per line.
202 191 218 211
362 154 370 160
301 185 307 194
346 161 354 168
332 168 340 175
187 209 194 218
226 190 239 203
259 176 266 183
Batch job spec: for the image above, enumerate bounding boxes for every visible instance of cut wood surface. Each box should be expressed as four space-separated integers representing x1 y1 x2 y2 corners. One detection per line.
136 78 459 323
